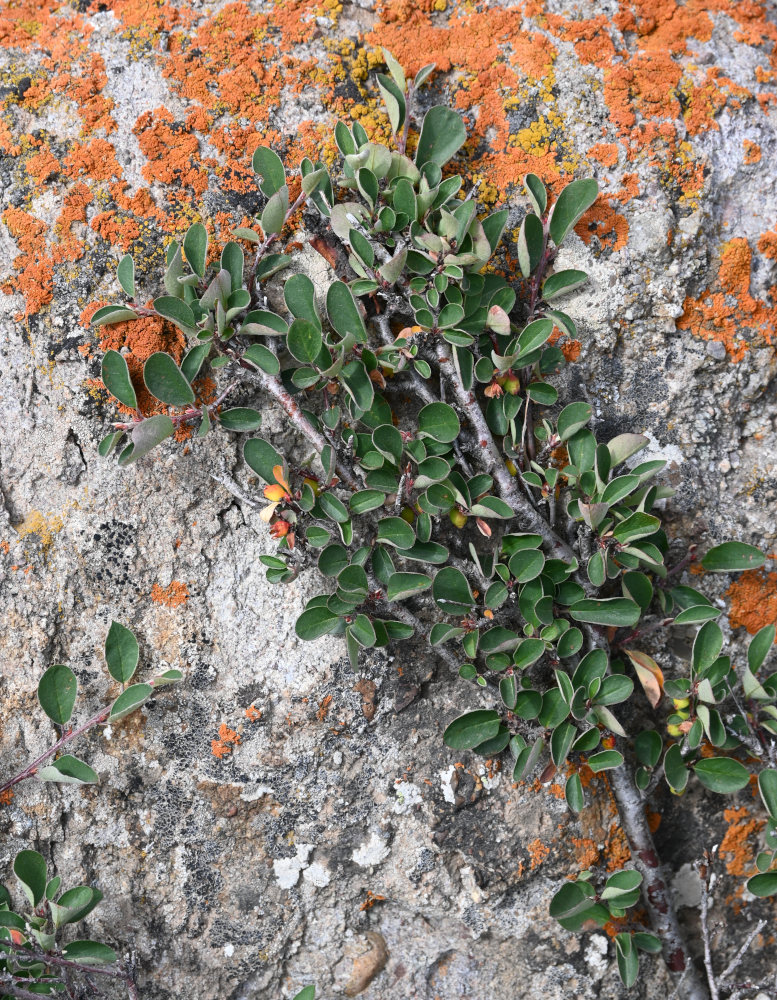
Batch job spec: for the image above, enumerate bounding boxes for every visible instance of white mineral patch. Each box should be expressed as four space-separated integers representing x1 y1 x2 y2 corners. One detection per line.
223 944 235 958
352 832 391 867
440 765 457 804
391 781 422 814
272 844 314 889
584 935 609 980
302 862 331 887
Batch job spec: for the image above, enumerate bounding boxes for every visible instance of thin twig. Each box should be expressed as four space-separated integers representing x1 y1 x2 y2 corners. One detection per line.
718 919 767 984
428 345 580 564
0 706 110 796
250 368 362 491
697 854 720 1000
608 761 709 1000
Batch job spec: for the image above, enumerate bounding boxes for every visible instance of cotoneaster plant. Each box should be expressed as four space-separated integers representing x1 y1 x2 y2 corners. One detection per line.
86 53 776 998
0 624 180 999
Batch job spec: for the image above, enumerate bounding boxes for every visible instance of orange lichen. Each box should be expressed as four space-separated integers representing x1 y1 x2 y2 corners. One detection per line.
527 837 550 869
726 570 777 638
678 238 777 360
720 806 764 877
757 230 777 260
1 208 53 318
743 140 762 164
245 704 262 722
587 143 619 168
151 581 190 608
0 790 13 806
575 200 629 252
211 722 241 759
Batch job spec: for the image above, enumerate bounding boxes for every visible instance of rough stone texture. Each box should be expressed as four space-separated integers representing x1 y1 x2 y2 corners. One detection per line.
1 1 776 998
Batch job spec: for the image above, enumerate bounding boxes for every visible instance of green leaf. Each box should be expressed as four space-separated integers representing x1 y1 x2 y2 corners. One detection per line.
104 621 139 684
386 572 432 601
327 281 368 344
692 756 751 793
749 626 776 673
219 407 263 431
92 304 141 328
110 683 153 721
702 542 765 573
38 755 98 785
319 492 350 523
615 933 639 989
588 750 624 772
664 742 689 792
557 401 592 441
543 269 588 299
37 663 77 725
513 638 546 670
14 850 47 907
430 623 466 646
349 490 386 515
376 517 415 549
341 359 374 412
415 106 466 167
443 710 501 750
549 178 599 246
244 438 284 483
293 988 316 1000
570 598 640 627
252 146 286 196
243 344 280 375
49 885 103 928
517 317 553 357
98 430 124 457
758 769 777 817
418 402 460 443
524 173 547 215
181 343 210 383
117 414 175 466
183 222 208 277
262 184 289 236
673 605 721 625
607 433 648 466
432 566 475 614
566 772 584 813
612 512 660 545
377 73 406 135
101 350 138 409
747 872 777 897
287 318 323 364
144 352 195 406
549 881 596 922
692 621 723 675
117 253 135 297
62 940 117 966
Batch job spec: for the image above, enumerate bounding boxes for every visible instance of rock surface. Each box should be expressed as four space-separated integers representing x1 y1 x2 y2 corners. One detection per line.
1 1 776 998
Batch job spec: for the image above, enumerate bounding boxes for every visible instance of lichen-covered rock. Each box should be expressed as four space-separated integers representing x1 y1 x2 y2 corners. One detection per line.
1 1 776 998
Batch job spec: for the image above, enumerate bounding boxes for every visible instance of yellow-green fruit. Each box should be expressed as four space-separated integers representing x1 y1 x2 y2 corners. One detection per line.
673 697 690 710
674 709 690 721
303 477 322 496
666 723 683 738
504 374 521 395
449 509 468 529
505 459 518 476
400 506 415 525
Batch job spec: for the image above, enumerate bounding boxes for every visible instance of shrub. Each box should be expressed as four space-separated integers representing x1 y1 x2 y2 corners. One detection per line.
86 53 775 997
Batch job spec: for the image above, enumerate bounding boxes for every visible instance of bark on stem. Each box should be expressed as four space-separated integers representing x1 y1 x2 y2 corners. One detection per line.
429 346 578 562
0 706 110 796
252 369 361 492
608 760 709 1000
